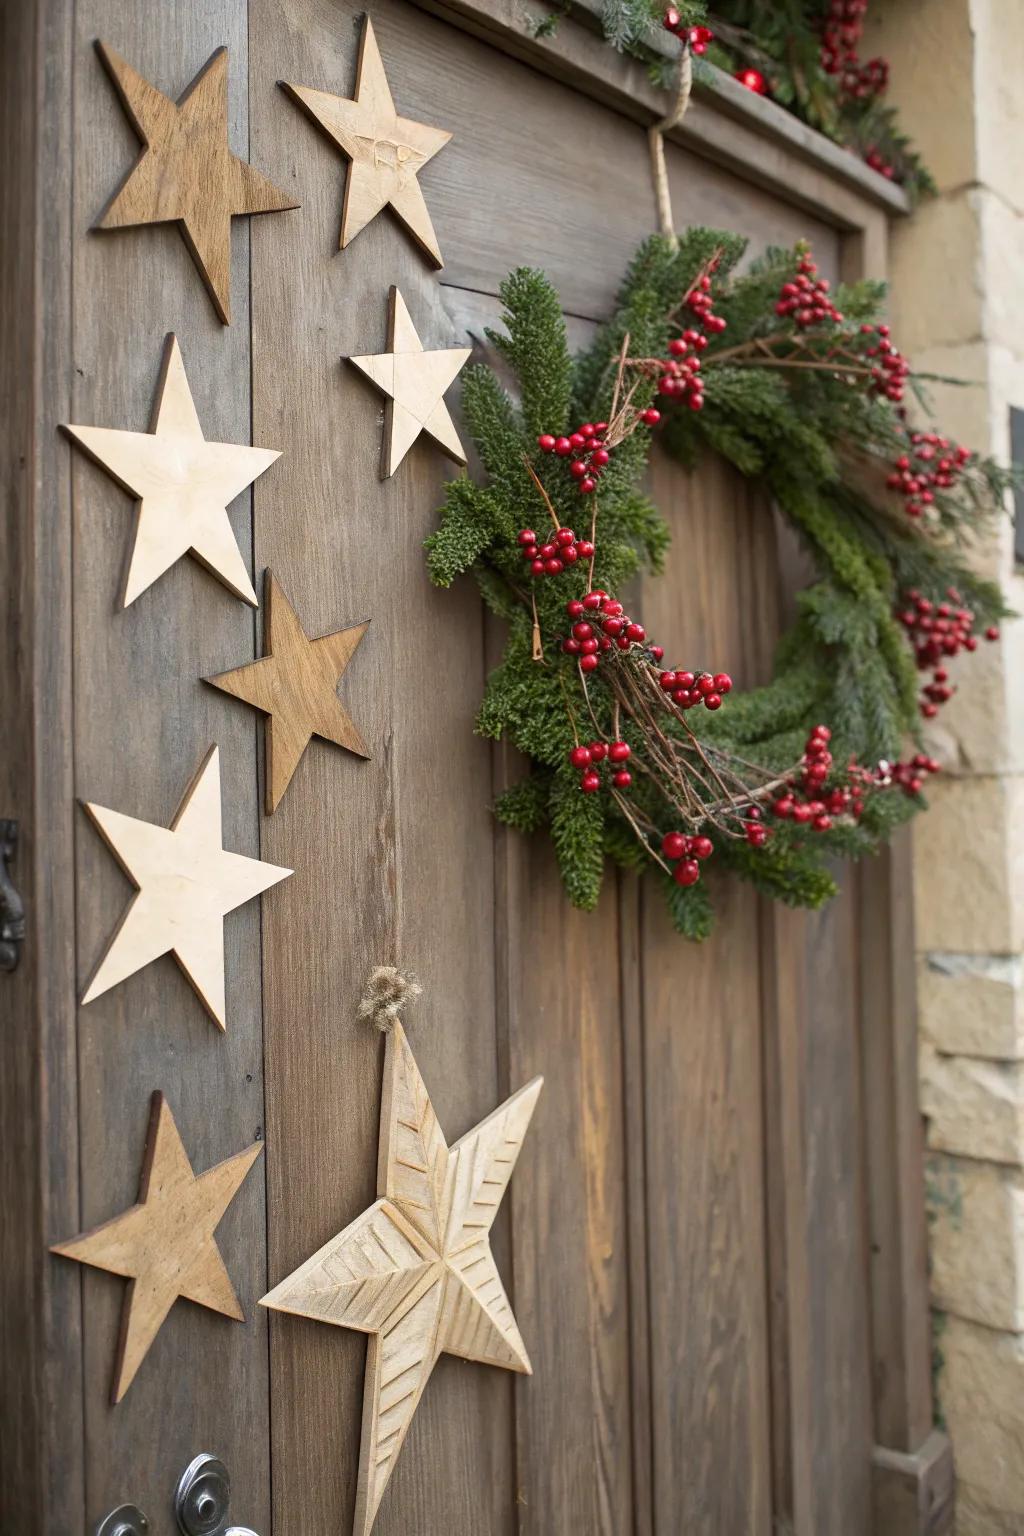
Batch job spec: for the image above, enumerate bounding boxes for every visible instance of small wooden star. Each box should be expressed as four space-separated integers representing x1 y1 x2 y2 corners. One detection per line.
261 1020 542 1536
64 333 279 608
95 41 298 322
204 570 370 813
81 745 292 1028
281 17 450 266
52 1091 263 1403
349 286 471 478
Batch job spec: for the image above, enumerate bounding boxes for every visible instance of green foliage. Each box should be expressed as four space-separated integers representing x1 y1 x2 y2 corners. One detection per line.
427 232 1012 938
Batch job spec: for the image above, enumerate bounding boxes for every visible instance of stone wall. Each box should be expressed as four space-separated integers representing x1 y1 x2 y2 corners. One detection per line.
864 2 1024 1529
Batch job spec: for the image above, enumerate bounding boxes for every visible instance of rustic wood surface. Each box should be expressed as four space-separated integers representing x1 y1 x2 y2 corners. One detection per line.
95 39 297 323
349 286 472 477
262 1020 542 1536
5 0 943 1532
80 745 292 1027
206 569 371 812
64 332 280 605
52 1091 263 1403
281 16 451 266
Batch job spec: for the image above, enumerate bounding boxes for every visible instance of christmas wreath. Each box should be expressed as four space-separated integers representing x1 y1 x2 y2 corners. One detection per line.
427 230 1011 938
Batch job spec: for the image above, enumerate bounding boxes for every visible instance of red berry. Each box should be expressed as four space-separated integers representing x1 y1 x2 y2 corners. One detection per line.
625 623 646 642
570 460 587 479
556 527 576 546
713 673 733 693
792 803 813 825
530 558 545 575
517 528 536 546
580 654 599 673
659 671 677 690
676 671 695 689
704 693 722 711
813 814 833 832
592 448 610 467
544 559 562 574
612 770 632 788
576 540 595 558
609 741 631 763
569 745 592 769
691 835 713 859
554 437 572 456
641 408 661 425
772 797 794 819
580 477 597 494
579 638 599 655
673 859 701 887
580 770 601 793
661 831 687 860
566 600 585 618
562 639 581 655
572 622 594 640
650 646 664 661
602 617 624 637
986 626 1001 641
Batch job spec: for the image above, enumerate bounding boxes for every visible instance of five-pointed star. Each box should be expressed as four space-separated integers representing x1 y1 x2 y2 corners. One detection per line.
64 333 279 607
95 40 298 323
204 570 371 813
81 745 292 1028
281 17 450 266
349 286 471 478
52 1091 262 1403
261 1021 542 1536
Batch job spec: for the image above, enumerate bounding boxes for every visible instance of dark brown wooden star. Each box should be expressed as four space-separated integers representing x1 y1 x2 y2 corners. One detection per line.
95 41 298 323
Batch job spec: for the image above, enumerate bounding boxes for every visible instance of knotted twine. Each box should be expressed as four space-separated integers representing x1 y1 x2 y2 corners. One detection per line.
649 47 693 248
358 965 422 1032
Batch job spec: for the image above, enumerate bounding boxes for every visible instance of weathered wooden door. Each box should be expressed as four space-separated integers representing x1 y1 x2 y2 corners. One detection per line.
1 1 947 1533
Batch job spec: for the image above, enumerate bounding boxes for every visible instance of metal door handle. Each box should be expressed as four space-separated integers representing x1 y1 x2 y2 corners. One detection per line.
0 818 25 972
174 1453 259 1536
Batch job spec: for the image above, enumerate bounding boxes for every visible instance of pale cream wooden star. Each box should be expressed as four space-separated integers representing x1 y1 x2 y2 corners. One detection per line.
52 1091 262 1403
64 333 280 607
95 41 298 323
261 1021 542 1536
349 287 471 478
281 17 450 265
81 745 292 1028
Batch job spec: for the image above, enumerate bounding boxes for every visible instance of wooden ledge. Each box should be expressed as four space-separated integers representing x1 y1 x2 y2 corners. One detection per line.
873 1431 955 1535
410 0 911 228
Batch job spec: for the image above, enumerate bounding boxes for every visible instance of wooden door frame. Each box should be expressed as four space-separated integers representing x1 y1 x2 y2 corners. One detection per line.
0 1 945 1531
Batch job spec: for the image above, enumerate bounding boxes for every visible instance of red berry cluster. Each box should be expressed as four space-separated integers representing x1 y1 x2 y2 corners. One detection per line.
819 0 867 75
775 249 844 328
659 829 714 887
657 667 732 712
563 591 657 674
661 11 713 53
896 587 999 719
886 753 941 797
841 55 888 102
864 146 896 180
658 331 708 410
734 67 769 95
569 738 632 794
537 421 610 496
770 726 852 831
685 272 728 334
859 322 909 402
885 432 972 519
517 524 594 576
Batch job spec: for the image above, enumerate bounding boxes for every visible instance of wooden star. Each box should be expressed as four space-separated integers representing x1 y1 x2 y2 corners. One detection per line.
51 1091 262 1403
94 41 298 323
204 570 370 813
349 287 471 478
81 745 292 1028
261 1021 542 1536
64 333 279 607
281 17 450 266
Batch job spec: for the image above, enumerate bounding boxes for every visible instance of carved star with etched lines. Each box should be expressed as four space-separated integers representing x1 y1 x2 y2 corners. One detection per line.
261 1021 543 1536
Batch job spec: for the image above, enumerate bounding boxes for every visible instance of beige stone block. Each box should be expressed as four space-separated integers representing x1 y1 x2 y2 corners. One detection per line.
938 1314 1024 1517
887 193 984 352
914 776 1024 953
956 1480 1024 1535
919 953 1024 1059
926 1152 1024 1328
920 1040 1024 1162
861 0 977 191
972 0 1024 214
979 191 1024 345
894 339 993 455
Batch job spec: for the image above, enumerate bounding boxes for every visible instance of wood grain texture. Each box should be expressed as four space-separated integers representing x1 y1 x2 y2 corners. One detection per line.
80 745 291 1027
349 286 471 477
52 1092 263 1403
281 15 451 265
262 1021 541 1536
94 39 298 322
73 5 273 1529
64 332 280 606
206 568 371 812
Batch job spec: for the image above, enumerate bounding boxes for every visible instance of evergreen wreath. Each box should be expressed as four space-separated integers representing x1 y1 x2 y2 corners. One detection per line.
427 230 1012 939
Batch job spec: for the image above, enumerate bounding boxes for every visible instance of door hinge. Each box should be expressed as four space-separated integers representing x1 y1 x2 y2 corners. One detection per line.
0 819 25 973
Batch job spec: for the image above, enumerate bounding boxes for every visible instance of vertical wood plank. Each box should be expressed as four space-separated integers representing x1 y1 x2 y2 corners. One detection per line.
70 6 271 1530
640 456 774 1535
249 4 513 1532
0 1 84 1532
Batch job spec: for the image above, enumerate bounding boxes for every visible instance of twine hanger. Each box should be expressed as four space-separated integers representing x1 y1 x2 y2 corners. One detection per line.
649 46 694 248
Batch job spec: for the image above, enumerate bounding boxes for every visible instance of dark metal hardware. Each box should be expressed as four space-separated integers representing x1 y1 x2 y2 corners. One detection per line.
93 1505 149 1536
174 1453 258 1536
0 818 25 972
